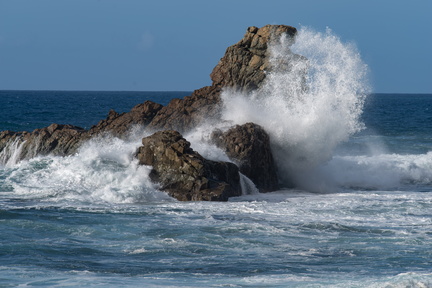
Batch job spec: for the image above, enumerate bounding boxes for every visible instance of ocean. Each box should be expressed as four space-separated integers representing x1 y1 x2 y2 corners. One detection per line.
1 27 432 287
0 91 431 288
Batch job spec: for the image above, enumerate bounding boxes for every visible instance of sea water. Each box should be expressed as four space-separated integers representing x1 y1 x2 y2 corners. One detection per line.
1 27 432 287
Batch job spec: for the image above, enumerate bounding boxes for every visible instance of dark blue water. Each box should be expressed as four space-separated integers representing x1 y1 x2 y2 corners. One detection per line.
1 91 432 287
361 94 432 154
0 90 189 131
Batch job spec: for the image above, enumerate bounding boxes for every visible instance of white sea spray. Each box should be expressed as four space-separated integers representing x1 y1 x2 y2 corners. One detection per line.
221 27 370 191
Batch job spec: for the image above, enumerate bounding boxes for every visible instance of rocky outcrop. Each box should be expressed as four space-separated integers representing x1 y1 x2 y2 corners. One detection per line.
210 25 297 92
0 24 301 200
88 101 164 137
147 24 297 133
147 85 222 133
0 101 164 163
1 24 298 159
211 123 278 192
136 130 241 201
0 124 85 163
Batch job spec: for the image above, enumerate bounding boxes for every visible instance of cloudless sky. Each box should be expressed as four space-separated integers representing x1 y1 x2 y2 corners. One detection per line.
0 0 431 93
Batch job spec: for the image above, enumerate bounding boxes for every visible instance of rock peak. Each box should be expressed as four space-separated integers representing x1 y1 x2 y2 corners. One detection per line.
210 24 297 92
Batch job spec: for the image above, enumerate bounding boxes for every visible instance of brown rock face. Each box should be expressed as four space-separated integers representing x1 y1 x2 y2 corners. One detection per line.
147 24 297 133
147 86 222 133
0 101 164 164
88 100 164 137
211 123 279 192
136 130 241 201
0 124 85 163
210 25 297 92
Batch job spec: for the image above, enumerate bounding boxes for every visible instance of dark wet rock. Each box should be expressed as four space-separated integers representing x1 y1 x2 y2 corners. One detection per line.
136 130 241 201
28 123 85 156
211 123 279 192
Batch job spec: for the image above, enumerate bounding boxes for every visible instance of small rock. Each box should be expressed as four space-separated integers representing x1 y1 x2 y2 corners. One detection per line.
211 123 279 192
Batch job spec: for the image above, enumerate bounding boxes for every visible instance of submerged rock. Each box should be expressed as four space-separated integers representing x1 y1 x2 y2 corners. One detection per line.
136 130 241 201
211 123 278 192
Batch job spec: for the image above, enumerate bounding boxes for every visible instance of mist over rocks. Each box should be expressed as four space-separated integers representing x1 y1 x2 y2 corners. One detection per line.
0 24 301 201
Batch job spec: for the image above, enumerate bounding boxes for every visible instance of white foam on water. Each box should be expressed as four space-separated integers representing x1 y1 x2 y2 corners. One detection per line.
322 152 432 190
4 135 173 205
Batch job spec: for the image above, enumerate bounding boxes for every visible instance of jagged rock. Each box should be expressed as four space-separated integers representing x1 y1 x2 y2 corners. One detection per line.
136 130 241 201
0 101 164 164
147 86 222 133
89 100 164 137
148 24 298 133
27 123 85 156
210 24 297 92
0 124 85 163
211 123 278 192
1 25 299 162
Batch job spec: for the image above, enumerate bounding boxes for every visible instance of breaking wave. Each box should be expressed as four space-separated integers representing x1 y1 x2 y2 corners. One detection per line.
0 136 173 205
221 26 370 191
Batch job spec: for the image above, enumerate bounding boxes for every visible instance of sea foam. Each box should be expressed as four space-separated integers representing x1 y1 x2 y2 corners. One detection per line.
3 135 172 205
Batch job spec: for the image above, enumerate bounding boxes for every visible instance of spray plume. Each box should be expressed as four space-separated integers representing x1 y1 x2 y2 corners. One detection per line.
221 27 370 190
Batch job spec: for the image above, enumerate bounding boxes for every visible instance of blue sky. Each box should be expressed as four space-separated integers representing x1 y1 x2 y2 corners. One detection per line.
0 0 431 93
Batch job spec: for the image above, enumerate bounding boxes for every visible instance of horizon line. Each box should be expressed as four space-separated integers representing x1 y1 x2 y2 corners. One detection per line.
1 89 432 95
